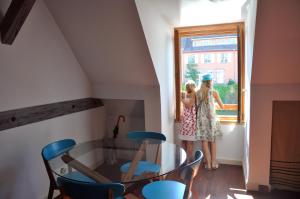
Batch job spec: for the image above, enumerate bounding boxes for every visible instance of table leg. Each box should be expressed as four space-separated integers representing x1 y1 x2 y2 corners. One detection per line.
122 142 146 182
61 154 111 183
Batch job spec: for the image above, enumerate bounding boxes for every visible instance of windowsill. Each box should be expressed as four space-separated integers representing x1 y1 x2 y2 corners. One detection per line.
220 120 245 125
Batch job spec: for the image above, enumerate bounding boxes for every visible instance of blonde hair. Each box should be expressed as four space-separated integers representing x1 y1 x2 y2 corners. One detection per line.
199 80 211 103
185 80 196 93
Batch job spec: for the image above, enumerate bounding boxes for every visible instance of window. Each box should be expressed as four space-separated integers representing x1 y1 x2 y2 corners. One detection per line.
215 70 225 83
204 54 213 64
175 22 245 123
188 55 196 64
220 53 229 63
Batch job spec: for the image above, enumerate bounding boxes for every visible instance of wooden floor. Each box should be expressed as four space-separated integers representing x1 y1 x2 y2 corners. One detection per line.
192 164 300 199
96 162 300 199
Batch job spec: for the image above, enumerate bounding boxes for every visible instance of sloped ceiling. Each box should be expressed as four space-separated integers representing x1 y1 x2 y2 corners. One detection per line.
147 0 247 27
44 0 158 86
252 0 300 84
145 0 180 26
0 0 10 14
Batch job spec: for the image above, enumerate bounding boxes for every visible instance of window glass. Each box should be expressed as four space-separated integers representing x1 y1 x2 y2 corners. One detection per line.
181 34 238 118
220 53 228 63
204 54 212 63
188 54 196 64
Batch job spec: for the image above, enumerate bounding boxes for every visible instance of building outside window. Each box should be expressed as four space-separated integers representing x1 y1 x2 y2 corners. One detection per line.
175 23 245 123
187 54 196 64
204 54 213 63
220 53 229 63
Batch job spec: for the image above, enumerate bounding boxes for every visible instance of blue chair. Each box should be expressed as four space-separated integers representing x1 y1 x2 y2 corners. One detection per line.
42 139 94 199
126 131 166 141
57 177 125 199
120 131 166 177
142 150 204 199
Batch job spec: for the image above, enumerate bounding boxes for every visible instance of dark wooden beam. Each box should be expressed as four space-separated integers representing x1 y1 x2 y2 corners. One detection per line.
0 98 103 131
0 0 36 45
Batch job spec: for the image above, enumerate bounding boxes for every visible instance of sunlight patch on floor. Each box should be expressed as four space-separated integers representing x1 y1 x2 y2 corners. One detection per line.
234 193 254 199
228 187 255 199
227 194 234 199
230 187 247 192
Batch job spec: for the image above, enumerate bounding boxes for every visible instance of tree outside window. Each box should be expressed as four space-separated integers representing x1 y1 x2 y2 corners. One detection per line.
184 63 200 87
175 23 245 123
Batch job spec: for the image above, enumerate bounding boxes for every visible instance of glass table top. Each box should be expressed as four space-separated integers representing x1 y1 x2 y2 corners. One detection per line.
49 138 187 184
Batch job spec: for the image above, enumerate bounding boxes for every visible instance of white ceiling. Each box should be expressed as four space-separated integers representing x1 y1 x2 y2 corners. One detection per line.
148 0 247 27
45 0 158 86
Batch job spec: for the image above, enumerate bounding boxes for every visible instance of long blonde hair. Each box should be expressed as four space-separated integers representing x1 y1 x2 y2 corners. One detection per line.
199 80 211 104
185 80 196 94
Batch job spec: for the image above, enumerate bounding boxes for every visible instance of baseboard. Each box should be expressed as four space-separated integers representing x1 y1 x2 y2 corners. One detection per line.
246 182 271 192
246 182 259 191
217 158 242 165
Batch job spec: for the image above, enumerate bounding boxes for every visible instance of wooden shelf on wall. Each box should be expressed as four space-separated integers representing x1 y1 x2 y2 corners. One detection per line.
0 98 103 131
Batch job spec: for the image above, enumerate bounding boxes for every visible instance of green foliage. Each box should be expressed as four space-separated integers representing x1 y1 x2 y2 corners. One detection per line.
216 110 238 116
213 83 238 104
181 83 186 91
184 63 200 85
227 79 236 85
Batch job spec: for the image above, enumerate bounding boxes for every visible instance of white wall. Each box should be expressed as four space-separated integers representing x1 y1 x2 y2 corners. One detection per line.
45 0 162 134
0 109 105 199
174 123 244 164
241 0 258 188
0 0 105 198
93 84 161 133
102 99 145 138
248 84 300 190
135 0 176 141
248 0 300 190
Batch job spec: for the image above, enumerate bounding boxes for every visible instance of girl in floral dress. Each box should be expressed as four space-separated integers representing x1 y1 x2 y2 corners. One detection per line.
179 80 197 161
196 74 224 170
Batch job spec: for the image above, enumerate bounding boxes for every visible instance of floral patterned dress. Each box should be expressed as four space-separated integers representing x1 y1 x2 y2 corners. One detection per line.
196 89 222 142
179 99 197 141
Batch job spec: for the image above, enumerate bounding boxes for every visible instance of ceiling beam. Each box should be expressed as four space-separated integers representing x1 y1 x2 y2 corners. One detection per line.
0 0 36 45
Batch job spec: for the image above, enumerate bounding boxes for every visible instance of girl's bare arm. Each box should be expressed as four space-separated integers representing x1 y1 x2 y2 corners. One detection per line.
181 93 195 108
213 91 224 109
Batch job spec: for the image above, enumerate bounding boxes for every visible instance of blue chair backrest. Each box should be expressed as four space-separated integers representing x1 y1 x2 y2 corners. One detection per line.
42 139 76 161
182 150 203 173
189 150 203 168
57 177 125 199
180 150 204 199
127 131 166 141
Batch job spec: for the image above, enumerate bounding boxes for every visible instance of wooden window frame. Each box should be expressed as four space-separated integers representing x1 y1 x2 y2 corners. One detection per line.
174 22 245 124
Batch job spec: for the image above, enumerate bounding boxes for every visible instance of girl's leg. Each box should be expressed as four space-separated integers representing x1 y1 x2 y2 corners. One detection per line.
202 141 211 170
182 140 187 151
211 141 218 169
186 141 194 162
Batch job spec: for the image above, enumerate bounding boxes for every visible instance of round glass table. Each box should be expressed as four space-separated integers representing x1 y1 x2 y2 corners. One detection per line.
49 138 187 185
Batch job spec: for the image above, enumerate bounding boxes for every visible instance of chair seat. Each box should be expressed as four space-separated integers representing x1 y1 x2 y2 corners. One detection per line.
142 180 186 199
63 171 95 183
120 161 160 176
